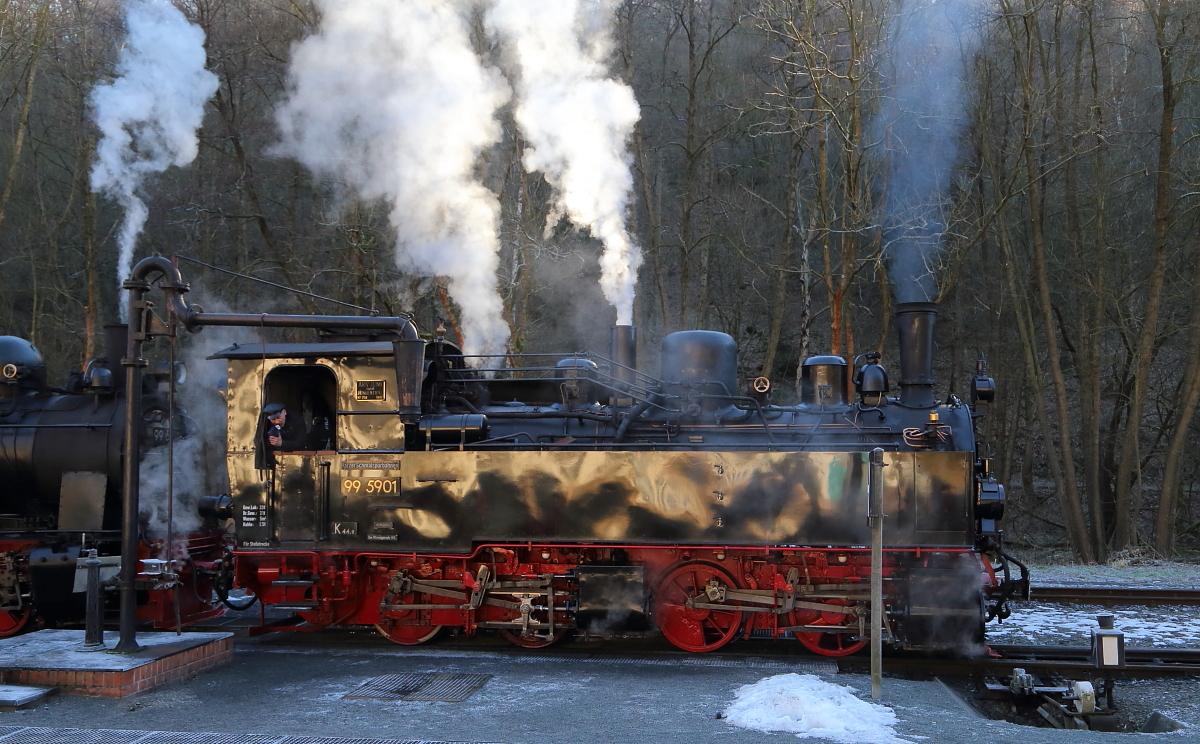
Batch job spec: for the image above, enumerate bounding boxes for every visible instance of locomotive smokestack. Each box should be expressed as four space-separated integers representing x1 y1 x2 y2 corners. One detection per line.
104 324 129 393
895 302 937 408
610 324 637 389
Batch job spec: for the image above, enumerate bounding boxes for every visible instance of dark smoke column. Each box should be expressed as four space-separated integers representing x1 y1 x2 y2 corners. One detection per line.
879 0 983 307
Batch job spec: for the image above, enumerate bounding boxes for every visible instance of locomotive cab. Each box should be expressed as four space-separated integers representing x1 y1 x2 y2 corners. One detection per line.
215 340 406 549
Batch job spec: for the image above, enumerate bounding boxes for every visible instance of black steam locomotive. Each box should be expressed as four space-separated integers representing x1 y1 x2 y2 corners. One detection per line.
0 328 224 634
192 268 1026 654
1 248 1032 656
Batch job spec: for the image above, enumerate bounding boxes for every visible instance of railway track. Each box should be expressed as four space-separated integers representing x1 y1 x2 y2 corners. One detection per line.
1029 586 1200 606
838 644 1200 678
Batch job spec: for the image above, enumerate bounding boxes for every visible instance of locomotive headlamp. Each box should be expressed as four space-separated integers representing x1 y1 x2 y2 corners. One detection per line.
972 358 996 403
197 495 233 521
1091 614 1125 669
975 478 1005 520
2 363 17 379
150 360 187 384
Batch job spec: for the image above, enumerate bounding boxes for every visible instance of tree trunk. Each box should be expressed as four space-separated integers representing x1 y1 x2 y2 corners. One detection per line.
1112 0 1176 549
1154 238 1200 555
999 213 1091 560
1003 0 1094 561
1079 0 1108 559
762 128 805 377
0 55 38 239
84 188 98 362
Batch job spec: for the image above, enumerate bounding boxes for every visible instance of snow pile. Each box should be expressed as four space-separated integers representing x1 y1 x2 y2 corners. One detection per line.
988 605 1200 647
723 673 911 744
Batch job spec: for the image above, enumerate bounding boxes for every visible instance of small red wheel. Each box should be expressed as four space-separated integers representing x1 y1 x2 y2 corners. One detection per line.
377 588 441 646
0 606 30 638
498 628 568 649
654 562 743 653
789 600 867 657
376 618 442 645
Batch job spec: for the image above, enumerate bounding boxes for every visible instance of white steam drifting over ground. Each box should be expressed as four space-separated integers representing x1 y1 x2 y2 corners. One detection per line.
487 0 642 324
139 303 241 553
723 674 911 744
89 0 217 313
274 0 511 358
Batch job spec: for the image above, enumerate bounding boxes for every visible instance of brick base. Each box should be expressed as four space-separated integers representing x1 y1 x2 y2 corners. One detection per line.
0 636 232 697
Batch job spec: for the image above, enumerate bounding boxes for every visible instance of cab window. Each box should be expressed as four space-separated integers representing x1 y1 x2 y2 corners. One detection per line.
262 365 338 451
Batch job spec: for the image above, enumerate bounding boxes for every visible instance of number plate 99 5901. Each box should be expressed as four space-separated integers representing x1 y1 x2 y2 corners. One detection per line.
342 478 398 495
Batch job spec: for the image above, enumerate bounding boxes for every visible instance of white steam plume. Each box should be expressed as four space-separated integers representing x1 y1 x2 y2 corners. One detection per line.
275 0 510 357
89 0 217 315
487 0 642 325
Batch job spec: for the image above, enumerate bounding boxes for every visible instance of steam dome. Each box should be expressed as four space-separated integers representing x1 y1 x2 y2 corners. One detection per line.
661 331 738 404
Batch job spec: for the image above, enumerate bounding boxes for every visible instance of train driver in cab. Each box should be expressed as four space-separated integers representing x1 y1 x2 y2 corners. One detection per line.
261 403 306 464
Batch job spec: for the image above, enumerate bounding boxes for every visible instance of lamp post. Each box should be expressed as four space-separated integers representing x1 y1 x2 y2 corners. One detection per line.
868 447 886 699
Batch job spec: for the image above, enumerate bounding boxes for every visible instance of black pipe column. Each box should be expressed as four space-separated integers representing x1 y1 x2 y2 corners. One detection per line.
115 274 151 653
610 325 636 406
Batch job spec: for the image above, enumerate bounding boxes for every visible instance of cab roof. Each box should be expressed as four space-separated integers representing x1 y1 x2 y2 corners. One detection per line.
208 342 396 360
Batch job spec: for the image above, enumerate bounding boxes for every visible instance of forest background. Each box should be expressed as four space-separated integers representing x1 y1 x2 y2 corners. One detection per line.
0 0 1197 564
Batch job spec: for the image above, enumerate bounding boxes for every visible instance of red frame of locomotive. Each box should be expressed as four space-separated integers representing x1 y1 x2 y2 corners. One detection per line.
233 543 998 656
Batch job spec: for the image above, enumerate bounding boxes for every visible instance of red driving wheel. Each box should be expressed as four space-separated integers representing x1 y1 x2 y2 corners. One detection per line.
0 606 30 638
654 562 743 653
790 599 867 657
376 590 442 646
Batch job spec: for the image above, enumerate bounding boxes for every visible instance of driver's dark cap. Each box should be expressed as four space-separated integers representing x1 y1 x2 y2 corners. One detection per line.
263 403 285 418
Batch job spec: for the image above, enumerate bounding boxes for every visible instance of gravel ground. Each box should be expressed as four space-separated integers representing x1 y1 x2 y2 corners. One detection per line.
2 635 1194 744
943 675 1198 734
1113 677 1199 732
1027 561 1200 588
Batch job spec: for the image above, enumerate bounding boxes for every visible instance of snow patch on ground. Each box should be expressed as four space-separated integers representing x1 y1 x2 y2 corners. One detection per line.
987 604 1200 647
723 673 911 743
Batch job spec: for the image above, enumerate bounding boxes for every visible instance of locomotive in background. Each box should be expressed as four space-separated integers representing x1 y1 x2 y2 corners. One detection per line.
206 285 1027 654
0 326 224 635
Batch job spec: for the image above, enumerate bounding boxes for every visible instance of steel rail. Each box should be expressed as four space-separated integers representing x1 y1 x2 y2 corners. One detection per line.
1029 586 1200 606
835 645 1200 678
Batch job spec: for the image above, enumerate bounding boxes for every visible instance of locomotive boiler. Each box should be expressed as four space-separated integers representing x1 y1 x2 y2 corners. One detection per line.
173 266 1027 655
0 327 224 635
